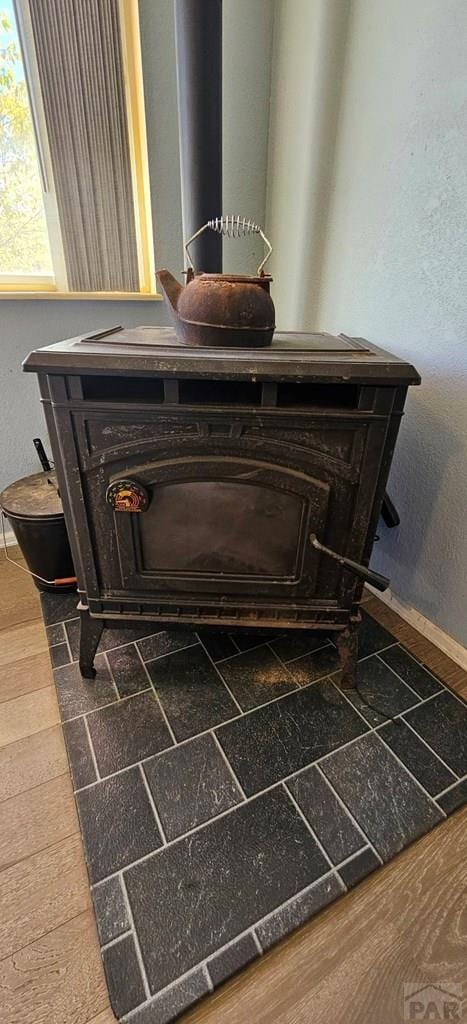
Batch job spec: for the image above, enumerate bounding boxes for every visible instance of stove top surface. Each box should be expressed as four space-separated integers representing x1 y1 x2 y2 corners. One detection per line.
23 325 420 386
77 326 370 354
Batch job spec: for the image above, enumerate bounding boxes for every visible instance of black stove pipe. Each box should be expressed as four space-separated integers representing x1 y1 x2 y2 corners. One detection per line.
174 0 222 273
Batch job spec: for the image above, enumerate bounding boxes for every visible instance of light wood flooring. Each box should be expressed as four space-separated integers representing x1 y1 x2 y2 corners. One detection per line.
0 547 466 1024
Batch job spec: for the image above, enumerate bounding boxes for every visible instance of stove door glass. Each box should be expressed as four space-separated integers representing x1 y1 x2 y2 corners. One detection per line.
111 455 330 599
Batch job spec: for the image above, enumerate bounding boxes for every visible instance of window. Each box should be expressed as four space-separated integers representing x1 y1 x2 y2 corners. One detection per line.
0 0 155 297
0 1 53 287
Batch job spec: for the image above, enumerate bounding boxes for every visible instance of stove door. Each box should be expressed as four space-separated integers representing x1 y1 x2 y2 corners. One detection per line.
109 455 329 599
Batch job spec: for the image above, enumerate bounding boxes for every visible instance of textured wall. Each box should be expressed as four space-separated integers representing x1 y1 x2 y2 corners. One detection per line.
315 0 467 646
223 0 275 273
0 0 274 492
266 0 351 327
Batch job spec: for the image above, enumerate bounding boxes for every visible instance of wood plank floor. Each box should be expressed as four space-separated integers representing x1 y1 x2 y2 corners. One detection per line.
0 548 466 1024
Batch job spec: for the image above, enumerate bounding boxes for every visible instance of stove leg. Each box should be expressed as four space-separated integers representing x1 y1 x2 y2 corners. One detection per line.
79 608 104 679
336 617 360 690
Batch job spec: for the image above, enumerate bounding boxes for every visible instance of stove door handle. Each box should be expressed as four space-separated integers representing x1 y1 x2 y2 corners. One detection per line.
310 534 390 592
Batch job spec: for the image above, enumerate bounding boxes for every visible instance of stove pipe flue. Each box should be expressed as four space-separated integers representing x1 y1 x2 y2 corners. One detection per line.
174 0 222 273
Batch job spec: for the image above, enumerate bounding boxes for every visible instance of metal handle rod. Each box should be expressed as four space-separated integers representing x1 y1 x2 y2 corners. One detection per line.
185 216 273 275
1 512 76 586
33 438 51 473
310 533 390 592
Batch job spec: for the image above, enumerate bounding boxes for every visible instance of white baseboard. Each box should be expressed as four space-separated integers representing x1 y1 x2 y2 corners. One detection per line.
367 586 467 672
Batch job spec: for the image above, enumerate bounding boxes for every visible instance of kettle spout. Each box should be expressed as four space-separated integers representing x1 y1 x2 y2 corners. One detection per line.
156 269 183 314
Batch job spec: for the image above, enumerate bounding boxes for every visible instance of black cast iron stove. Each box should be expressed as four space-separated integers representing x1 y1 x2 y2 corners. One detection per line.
24 326 419 688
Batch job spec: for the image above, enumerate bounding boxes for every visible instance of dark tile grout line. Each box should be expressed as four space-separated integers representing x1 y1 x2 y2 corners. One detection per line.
135 644 178 746
64 630 456 761
228 633 242 654
70 675 449 798
329 679 447 818
100 927 133 952
45 615 76 629
210 638 331 669
210 730 248 802
50 614 466 859
313 761 383 863
242 645 299 686
378 644 467 708
83 715 101 782
57 630 401 731
82 678 456 894
144 640 201 668
251 929 263 957
203 962 214 995
100 835 371 956
53 614 395 673
433 770 467 800
139 763 168 846
63 624 73 666
332 844 369 869
121 869 336 1018
59 622 381 732
47 622 291 663
196 635 244 715
56 618 169 660
54 615 466 723
266 639 332 666
46 604 456 701
65 686 153 725
385 710 460 782
102 651 122 703
281 781 337 874
282 782 371 903
70 681 338 791
58 648 287 729
120 871 152 1002
119 842 379 1023
43 606 467 778
44 603 467 1020
374 651 439 704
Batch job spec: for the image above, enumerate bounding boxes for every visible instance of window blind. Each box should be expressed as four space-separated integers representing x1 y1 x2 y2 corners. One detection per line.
28 0 140 292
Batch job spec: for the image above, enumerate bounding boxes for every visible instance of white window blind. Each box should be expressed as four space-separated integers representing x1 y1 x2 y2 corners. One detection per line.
28 0 140 292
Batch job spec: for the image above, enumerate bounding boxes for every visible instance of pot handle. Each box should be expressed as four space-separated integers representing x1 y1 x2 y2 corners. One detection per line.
185 216 273 275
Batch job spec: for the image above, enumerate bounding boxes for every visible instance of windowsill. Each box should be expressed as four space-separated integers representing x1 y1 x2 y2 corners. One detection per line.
0 290 163 301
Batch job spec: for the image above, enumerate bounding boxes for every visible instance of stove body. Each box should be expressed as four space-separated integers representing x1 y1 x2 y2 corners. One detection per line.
24 328 420 682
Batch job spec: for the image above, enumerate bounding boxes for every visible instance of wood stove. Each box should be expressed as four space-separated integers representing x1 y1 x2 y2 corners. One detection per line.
24 326 420 686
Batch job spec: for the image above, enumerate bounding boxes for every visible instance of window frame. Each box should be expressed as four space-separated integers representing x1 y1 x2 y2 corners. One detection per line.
0 0 159 300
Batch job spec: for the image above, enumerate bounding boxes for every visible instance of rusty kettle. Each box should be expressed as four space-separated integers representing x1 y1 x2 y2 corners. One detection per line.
157 217 275 348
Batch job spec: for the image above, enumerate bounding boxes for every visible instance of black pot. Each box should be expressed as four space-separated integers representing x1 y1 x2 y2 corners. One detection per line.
0 471 76 593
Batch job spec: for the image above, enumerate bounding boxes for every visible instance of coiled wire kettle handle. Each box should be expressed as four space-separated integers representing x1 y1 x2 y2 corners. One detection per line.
185 216 273 275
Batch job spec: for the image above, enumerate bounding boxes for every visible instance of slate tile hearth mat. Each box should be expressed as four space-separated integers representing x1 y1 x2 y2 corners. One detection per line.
40 596 467 1024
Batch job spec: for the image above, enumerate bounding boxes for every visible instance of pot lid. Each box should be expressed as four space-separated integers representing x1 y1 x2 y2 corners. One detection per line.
0 471 63 519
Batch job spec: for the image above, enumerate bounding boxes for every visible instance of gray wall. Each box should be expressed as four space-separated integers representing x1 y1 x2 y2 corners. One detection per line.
266 0 351 327
0 0 274 491
267 0 466 646
316 0 467 647
223 0 275 273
